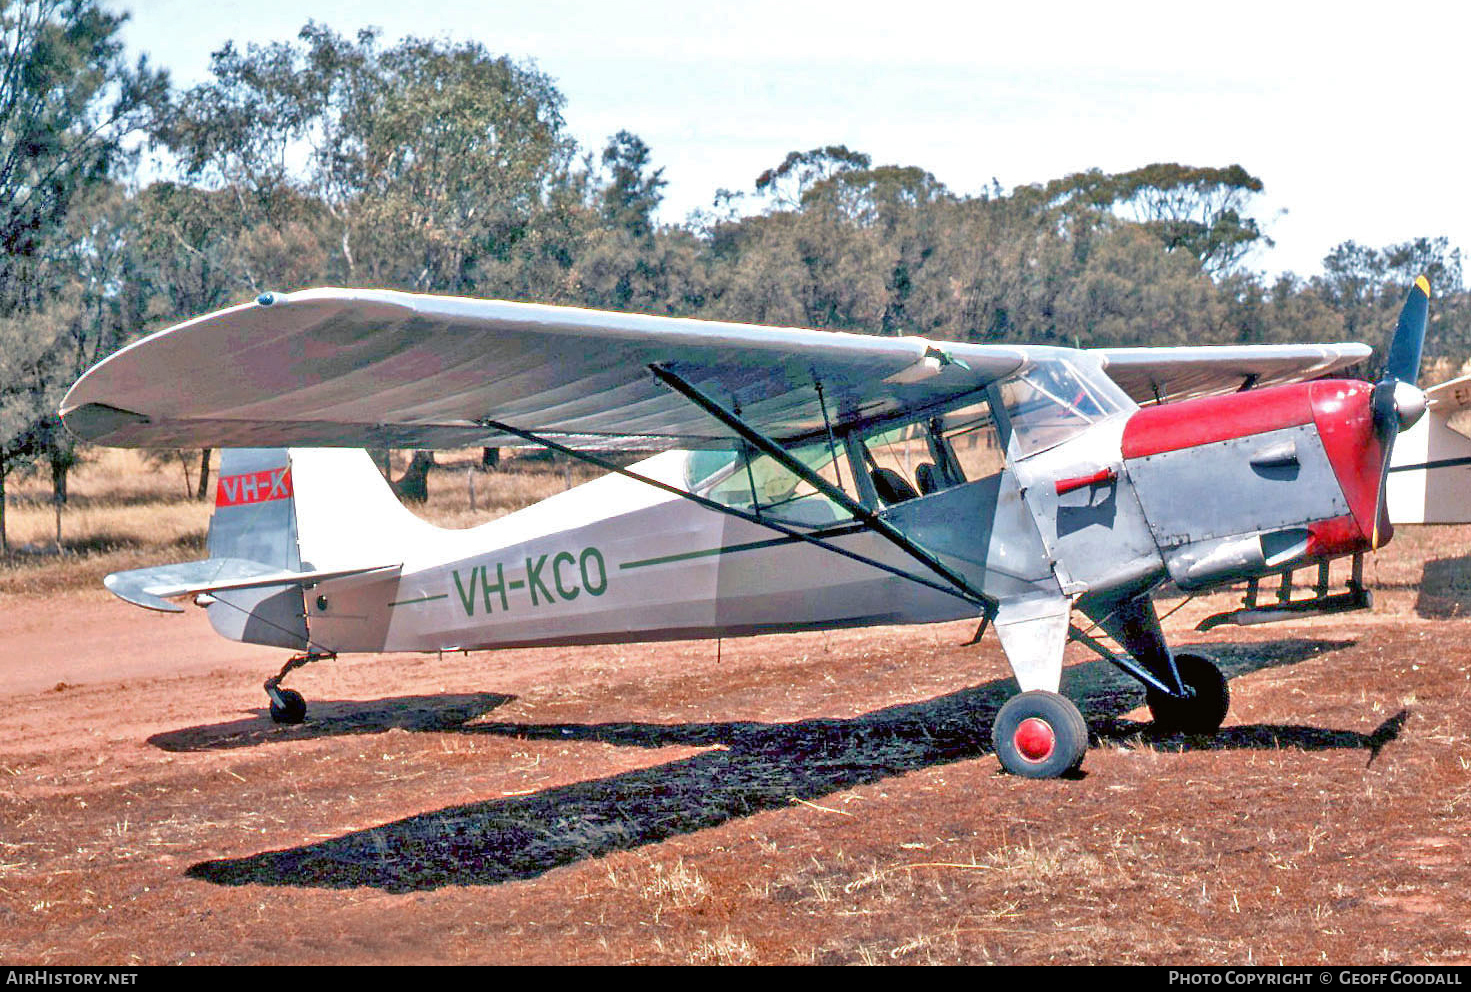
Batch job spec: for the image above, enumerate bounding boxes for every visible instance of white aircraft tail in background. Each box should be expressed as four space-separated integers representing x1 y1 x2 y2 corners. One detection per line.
1388 374 1471 524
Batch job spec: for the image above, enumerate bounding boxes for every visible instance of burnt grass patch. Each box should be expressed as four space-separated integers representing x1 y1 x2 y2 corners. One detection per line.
183 639 1388 894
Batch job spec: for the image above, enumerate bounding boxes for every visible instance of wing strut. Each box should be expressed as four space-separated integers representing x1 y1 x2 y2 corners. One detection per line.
474 416 993 612
648 364 999 616
1066 624 1177 695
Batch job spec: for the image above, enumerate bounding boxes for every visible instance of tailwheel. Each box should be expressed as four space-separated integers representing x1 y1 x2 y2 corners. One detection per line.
262 651 330 725
268 687 306 725
992 691 1088 778
1146 652 1229 734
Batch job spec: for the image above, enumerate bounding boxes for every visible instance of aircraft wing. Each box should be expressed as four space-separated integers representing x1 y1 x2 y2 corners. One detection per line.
1096 343 1372 405
62 289 1031 451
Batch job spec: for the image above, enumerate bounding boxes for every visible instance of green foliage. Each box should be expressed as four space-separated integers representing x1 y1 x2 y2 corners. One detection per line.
1037 163 1269 277
0 1 166 541
166 22 574 294
600 130 666 240
0 0 166 288
1314 237 1466 368
754 145 872 211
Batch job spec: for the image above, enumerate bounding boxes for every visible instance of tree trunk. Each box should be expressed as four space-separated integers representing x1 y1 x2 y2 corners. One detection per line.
196 449 213 501
0 465 8 555
50 453 69 507
175 450 193 497
390 450 436 503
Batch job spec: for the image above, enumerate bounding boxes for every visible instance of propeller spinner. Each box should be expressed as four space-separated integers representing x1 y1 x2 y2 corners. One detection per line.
1370 275 1432 547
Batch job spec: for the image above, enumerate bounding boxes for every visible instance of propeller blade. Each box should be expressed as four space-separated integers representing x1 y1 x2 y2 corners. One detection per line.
1371 416 1396 548
1370 276 1433 546
1384 275 1431 385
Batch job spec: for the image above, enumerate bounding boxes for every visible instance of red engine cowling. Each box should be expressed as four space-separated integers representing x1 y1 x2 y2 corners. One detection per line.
1120 380 1385 571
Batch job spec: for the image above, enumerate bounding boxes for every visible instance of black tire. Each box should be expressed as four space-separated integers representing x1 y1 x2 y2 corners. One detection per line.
1146 652 1229 734
991 690 1089 778
269 688 307 725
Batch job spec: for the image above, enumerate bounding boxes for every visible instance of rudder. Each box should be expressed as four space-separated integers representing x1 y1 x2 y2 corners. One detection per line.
208 448 301 570
206 448 307 649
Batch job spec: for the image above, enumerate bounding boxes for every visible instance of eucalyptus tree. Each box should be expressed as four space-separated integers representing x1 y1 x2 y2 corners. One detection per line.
168 23 576 295
0 0 166 294
0 0 167 536
1038 163 1270 278
1315 237 1466 367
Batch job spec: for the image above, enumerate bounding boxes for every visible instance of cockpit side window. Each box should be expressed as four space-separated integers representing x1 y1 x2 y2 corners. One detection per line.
858 424 930 503
685 439 849 526
932 400 1005 483
678 379 1040 517
858 393 1006 500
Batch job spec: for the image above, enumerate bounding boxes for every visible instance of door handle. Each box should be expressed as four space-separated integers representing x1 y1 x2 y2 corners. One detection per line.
1054 467 1118 495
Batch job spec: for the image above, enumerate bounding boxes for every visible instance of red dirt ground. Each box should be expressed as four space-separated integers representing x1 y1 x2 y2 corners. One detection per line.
2 532 1470 965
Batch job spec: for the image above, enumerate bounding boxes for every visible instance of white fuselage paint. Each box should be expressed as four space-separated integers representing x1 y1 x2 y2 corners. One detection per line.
295 451 980 655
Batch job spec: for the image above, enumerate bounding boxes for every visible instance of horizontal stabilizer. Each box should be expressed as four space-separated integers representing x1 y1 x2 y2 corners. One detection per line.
1424 373 1471 414
104 558 400 613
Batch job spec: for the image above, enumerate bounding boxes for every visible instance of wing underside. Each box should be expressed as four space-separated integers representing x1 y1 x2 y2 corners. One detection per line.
61 289 1030 451
1097 344 1372 405
61 288 1373 451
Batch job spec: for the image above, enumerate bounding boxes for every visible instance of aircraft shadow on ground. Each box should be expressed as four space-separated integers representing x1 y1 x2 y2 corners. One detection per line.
1095 710 1409 765
1414 555 1471 618
183 637 1403 894
148 693 515 752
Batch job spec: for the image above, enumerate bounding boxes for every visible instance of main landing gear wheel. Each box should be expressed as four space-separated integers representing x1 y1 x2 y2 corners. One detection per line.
1146 652 1229 734
268 687 306 725
992 691 1089 778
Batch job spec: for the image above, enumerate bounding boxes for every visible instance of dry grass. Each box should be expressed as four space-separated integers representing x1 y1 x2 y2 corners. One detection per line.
684 930 757 965
602 856 713 918
0 446 608 596
408 449 607 529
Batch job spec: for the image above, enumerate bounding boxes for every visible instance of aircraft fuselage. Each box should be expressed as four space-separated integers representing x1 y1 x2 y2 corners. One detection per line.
285 376 1381 659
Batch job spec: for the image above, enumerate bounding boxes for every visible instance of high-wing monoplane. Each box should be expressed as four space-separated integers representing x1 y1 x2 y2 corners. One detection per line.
58 278 1432 778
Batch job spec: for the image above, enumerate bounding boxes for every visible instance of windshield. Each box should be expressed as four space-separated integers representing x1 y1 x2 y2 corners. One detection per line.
1000 359 1128 458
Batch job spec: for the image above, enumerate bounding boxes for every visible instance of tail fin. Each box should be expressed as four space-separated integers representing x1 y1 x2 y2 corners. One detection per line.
204 448 307 648
212 446 432 569
1387 374 1471 524
208 448 301 569
288 448 436 569
104 447 410 649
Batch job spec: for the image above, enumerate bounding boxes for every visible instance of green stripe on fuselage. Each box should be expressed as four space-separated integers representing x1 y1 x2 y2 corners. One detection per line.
618 536 799 570
388 593 450 607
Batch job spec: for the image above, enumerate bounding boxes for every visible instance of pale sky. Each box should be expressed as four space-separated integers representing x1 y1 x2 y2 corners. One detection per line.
113 0 1471 280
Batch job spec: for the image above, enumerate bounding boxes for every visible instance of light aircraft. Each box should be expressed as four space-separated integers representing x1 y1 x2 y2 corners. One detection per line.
58 278 1433 778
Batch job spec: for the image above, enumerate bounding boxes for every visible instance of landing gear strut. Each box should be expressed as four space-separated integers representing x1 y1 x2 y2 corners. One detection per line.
992 691 1089 778
264 651 333 725
1078 596 1231 736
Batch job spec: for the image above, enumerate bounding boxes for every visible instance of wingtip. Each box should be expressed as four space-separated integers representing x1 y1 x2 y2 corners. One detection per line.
1415 274 1431 299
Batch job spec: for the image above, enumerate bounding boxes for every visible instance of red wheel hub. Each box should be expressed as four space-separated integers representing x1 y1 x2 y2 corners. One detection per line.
1014 717 1056 762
